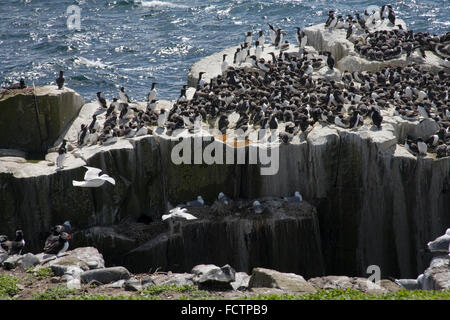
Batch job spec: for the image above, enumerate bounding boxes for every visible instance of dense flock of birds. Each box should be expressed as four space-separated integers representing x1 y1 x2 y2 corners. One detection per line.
53 5 449 164
322 5 450 63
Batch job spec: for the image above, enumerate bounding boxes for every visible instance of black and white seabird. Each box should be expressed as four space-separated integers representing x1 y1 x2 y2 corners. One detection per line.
417 137 427 156
258 30 265 48
148 82 157 104
3 230 25 255
370 106 383 129
197 72 207 88
119 86 131 103
327 52 335 70
44 231 71 255
245 31 252 46
56 139 67 170
185 196 205 207
221 54 229 74
387 5 396 25
252 200 265 214
284 191 303 202
78 124 88 146
268 24 277 45
218 192 230 205
56 70 65 90
96 91 107 109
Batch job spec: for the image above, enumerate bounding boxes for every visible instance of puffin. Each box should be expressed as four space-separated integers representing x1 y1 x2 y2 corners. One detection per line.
44 231 71 255
2 230 25 255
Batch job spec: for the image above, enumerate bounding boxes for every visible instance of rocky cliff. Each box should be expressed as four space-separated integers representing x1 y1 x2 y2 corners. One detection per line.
0 86 84 156
0 21 449 280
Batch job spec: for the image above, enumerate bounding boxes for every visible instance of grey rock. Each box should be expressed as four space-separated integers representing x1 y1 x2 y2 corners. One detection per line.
20 253 40 270
422 255 450 290
378 279 403 293
249 268 316 294
2 255 22 270
124 277 155 291
106 280 126 289
152 273 195 287
308 275 388 294
66 278 81 290
42 247 105 271
231 272 251 291
80 266 131 284
192 264 236 289
0 253 8 264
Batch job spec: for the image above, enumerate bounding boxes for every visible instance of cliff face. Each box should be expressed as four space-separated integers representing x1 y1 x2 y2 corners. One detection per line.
0 86 84 155
1 116 448 278
121 202 325 278
1 21 449 279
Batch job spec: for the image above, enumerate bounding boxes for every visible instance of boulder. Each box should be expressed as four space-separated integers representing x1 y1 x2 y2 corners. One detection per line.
378 279 403 293
80 266 131 285
106 279 126 289
0 85 84 154
248 268 316 294
308 275 388 294
20 253 40 270
124 277 155 291
42 247 105 271
231 272 251 291
66 278 81 290
0 253 8 264
192 264 236 289
2 255 22 270
422 256 450 290
151 273 195 287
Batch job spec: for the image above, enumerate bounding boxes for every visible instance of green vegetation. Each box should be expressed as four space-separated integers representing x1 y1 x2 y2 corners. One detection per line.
0 275 19 299
240 288 450 300
142 283 197 296
31 285 76 300
26 266 54 280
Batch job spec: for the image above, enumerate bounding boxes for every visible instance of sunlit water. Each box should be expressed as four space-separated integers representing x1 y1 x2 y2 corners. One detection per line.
0 0 448 102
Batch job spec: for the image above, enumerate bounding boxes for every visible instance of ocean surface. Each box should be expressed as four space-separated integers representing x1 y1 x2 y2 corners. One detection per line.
0 0 448 102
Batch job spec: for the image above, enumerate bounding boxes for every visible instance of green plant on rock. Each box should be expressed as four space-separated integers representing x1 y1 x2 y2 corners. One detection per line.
0 275 19 299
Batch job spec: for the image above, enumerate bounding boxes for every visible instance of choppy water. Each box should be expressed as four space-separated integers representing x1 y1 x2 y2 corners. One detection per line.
0 0 448 102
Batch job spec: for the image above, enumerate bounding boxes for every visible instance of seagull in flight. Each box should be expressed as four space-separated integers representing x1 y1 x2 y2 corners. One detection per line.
72 166 116 187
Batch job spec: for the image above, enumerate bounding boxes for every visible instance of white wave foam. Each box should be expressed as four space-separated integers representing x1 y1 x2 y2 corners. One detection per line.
137 0 188 8
74 57 110 69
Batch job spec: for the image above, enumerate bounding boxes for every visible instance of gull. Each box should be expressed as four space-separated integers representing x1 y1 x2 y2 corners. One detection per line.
185 196 205 207
72 166 116 187
162 207 198 221
162 207 198 235
284 191 303 202
253 200 265 214
218 192 230 205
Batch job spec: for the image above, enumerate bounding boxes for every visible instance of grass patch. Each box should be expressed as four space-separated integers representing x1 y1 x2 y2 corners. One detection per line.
31 285 76 300
142 284 197 296
240 289 450 300
140 284 213 300
75 294 156 300
26 267 54 280
0 275 19 299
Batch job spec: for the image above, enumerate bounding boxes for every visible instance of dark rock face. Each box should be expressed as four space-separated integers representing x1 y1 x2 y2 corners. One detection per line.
121 202 325 278
0 118 448 279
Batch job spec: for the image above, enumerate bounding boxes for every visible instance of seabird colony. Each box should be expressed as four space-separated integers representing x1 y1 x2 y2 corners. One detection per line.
73 6 449 159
